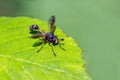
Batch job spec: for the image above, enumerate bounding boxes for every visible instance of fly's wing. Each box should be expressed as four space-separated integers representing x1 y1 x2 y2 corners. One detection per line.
29 32 44 39
49 16 56 33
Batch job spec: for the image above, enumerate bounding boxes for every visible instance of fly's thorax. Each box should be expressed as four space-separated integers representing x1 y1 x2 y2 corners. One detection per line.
45 32 58 44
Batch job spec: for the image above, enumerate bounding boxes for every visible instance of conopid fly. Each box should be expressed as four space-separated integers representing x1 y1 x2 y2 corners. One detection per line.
29 16 65 56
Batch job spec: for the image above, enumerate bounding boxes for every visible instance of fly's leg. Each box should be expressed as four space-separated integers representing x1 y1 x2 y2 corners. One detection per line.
36 42 46 53
58 38 65 51
58 43 65 51
49 43 56 56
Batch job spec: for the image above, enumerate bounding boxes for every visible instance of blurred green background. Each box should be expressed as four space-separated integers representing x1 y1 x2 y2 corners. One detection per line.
0 0 120 80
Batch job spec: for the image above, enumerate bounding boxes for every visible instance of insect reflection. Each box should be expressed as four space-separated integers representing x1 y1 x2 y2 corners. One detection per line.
29 16 65 56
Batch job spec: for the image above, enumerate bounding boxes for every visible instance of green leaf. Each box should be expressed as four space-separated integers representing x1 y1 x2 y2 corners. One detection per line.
0 17 91 80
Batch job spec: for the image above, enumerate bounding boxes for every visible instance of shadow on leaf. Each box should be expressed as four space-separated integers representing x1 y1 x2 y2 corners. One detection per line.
32 41 43 47
30 31 39 34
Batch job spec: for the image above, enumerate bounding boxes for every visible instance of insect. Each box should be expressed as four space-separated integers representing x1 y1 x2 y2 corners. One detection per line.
29 24 39 31
29 16 65 56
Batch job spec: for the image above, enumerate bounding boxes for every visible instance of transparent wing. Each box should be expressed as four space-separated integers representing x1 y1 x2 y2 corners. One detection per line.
29 32 44 39
49 16 56 33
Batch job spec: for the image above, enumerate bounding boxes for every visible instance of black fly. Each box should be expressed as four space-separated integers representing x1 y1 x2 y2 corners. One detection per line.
29 16 65 56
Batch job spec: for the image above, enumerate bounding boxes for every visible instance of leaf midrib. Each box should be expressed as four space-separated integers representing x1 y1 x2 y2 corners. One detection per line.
0 55 81 80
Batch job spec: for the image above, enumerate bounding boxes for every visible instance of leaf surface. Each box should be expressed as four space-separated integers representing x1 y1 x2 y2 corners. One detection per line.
0 17 91 80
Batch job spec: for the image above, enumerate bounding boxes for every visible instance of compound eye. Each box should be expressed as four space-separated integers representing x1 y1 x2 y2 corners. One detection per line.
53 37 58 44
30 24 39 31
